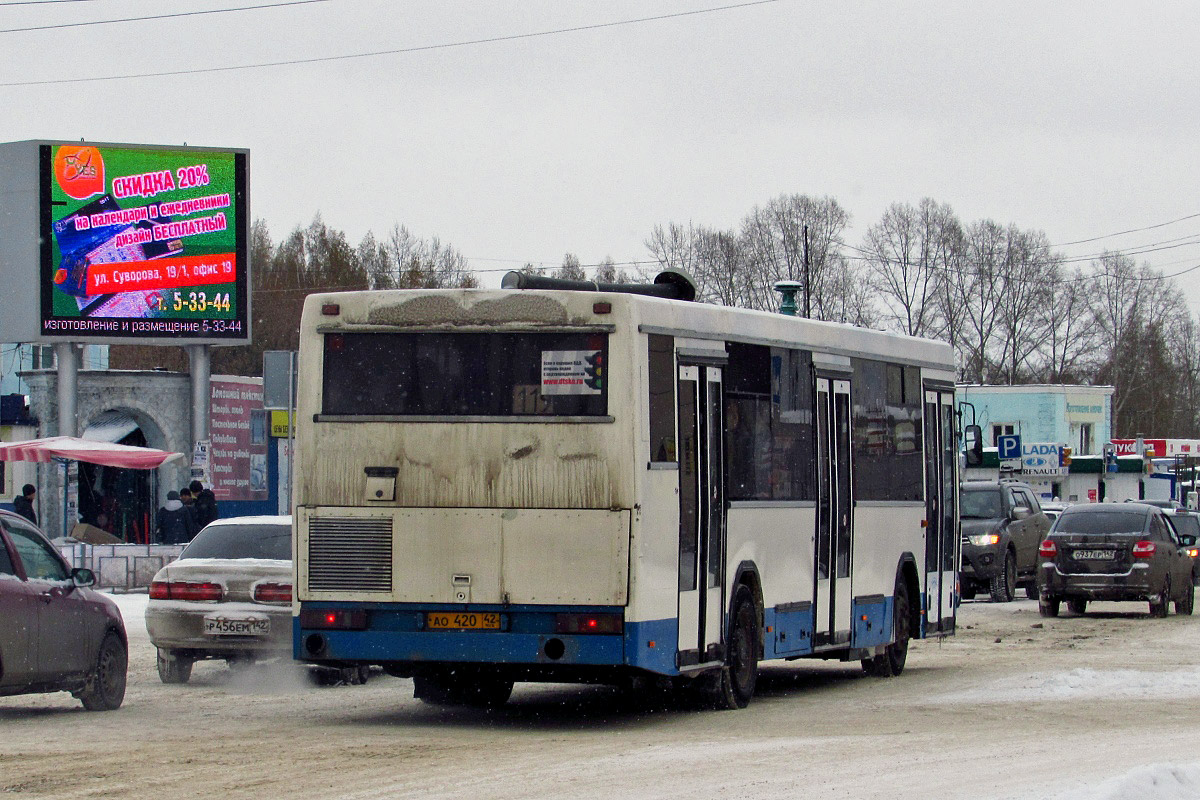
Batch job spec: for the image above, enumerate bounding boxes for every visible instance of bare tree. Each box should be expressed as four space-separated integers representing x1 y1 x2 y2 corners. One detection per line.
739 194 864 319
1035 267 1098 383
955 220 1008 383
993 227 1057 384
862 199 959 338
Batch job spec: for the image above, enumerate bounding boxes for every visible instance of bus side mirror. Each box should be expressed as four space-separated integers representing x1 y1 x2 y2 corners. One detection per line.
964 425 983 467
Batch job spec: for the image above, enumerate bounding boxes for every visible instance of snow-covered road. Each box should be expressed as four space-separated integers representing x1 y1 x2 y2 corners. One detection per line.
2 593 1199 799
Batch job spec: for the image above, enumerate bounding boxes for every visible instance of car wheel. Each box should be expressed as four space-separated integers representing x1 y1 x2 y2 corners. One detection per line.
337 665 371 685
157 649 193 684
990 551 1016 603
78 632 127 711
862 574 911 678
1150 577 1171 618
707 585 760 709
1038 595 1060 617
1024 582 1039 601
960 584 976 601
1177 582 1195 616
1067 598 1087 615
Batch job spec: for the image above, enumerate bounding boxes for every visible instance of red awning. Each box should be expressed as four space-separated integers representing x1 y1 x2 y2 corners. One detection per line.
0 436 183 470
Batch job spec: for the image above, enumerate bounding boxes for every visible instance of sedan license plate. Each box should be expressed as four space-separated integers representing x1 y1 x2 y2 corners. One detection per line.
426 612 501 631
203 615 270 636
1073 549 1115 561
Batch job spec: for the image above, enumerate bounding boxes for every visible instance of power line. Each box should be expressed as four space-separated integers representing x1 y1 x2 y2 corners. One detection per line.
0 0 330 34
0 0 784 86
1051 211 1200 249
0 0 109 5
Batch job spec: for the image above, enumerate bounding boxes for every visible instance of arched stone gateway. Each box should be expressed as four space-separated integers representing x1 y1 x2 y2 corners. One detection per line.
21 370 192 540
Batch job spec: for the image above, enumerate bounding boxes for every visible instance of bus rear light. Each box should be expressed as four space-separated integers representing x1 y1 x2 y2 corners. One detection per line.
150 580 224 601
322 303 340 316
1038 540 1057 559
555 613 623 635
1133 540 1156 559
300 608 368 630
254 582 292 604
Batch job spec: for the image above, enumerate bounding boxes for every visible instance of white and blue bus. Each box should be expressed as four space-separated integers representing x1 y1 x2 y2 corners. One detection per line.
292 271 960 708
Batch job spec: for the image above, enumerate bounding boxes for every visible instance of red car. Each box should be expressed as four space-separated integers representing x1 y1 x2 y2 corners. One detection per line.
0 509 128 710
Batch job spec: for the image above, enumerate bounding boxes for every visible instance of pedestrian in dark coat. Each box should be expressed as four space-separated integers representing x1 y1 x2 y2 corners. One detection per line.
190 480 219 528
156 490 197 545
13 484 37 525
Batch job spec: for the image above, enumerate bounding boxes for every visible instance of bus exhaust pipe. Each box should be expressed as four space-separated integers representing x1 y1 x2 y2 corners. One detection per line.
500 268 697 302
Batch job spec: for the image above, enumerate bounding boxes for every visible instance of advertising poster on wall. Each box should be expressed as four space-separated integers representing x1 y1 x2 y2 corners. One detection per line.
209 378 268 502
38 142 249 341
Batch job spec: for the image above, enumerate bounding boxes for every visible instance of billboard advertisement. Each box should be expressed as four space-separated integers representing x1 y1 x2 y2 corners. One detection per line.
33 142 249 341
209 377 268 502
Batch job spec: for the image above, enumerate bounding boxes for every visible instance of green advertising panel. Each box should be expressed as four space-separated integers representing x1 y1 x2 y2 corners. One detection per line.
39 142 249 341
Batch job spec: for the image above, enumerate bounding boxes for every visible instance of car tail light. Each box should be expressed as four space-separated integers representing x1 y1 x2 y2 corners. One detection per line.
1133 540 1156 559
1038 540 1058 559
555 612 623 634
170 581 224 601
299 608 367 630
254 582 292 604
150 580 224 601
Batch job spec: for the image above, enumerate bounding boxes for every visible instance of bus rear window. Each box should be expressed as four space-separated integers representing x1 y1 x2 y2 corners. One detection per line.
322 332 609 417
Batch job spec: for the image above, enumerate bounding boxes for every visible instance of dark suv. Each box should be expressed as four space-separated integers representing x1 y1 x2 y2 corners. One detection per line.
960 481 1051 602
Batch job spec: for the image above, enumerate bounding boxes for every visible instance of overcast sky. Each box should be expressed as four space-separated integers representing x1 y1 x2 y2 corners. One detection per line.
3 0 1199 308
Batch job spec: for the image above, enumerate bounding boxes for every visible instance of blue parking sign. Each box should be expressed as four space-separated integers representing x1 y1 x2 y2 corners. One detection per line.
997 434 1022 460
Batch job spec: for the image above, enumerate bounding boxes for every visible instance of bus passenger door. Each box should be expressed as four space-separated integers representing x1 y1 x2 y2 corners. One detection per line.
923 388 958 635
814 377 853 646
676 364 726 669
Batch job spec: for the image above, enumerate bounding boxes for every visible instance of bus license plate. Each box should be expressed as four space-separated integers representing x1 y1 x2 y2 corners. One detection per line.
426 612 501 631
204 615 270 635
1074 549 1115 560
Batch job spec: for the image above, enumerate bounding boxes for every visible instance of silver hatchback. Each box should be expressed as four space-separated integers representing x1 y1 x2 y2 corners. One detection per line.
145 516 292 683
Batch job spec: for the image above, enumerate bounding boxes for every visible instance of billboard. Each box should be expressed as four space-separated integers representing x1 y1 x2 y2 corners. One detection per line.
0 140 249 344
209 377 268 502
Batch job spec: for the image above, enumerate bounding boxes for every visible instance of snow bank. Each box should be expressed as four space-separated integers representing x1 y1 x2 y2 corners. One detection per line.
1057 763 1200 800
937 667 1200 703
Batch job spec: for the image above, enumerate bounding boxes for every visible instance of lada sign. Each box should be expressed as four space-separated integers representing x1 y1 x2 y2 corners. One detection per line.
1021 442 1068 477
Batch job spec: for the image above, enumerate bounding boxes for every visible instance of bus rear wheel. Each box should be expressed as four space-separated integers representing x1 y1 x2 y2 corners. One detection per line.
708 585 759 710
861 575 910 677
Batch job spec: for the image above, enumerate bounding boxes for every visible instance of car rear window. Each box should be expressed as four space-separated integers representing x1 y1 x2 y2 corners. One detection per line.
1055 511 1146 535
179 523 292 560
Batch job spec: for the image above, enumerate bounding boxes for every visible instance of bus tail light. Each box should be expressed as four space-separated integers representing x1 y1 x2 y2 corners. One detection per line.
300 608 368 630
1133 541 1156 559
150 580 224 601
254 582 292 604
555 613 623 634
1038 540 1057 559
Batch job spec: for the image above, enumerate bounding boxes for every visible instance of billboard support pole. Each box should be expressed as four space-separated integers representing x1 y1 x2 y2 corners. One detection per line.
187 343 211 483
54 343 79 539
54 342 79 437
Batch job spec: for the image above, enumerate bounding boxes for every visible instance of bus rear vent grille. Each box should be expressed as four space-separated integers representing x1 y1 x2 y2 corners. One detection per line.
308 517 393 593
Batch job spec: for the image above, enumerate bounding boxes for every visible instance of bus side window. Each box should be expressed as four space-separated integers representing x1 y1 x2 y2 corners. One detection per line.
648 334 676 463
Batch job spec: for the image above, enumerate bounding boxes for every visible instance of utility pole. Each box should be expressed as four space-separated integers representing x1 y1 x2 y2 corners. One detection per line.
802 224 811 318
